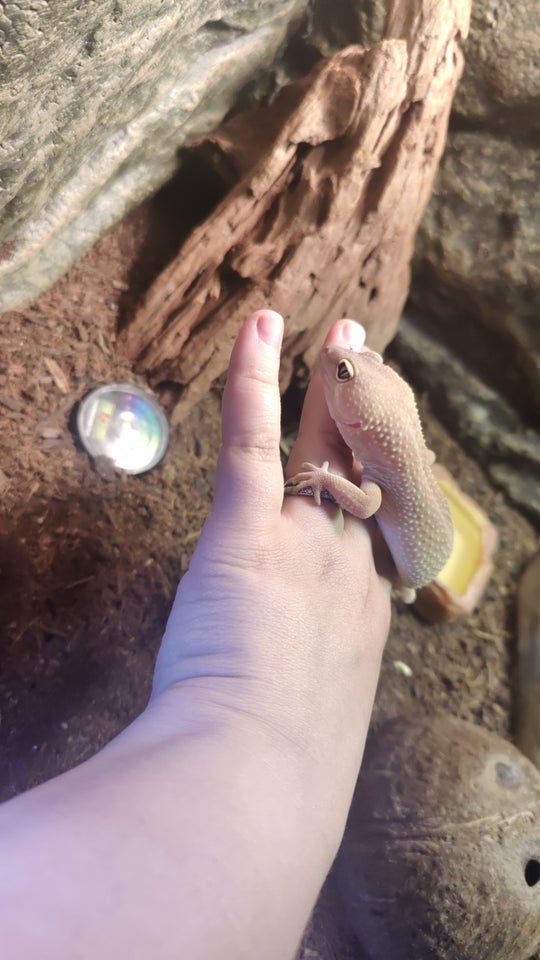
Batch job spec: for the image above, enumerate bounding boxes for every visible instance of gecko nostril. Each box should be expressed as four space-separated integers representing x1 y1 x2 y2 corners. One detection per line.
524 859 540 887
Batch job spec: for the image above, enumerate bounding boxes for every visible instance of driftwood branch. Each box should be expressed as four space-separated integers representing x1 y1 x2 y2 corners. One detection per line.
119 0 470 422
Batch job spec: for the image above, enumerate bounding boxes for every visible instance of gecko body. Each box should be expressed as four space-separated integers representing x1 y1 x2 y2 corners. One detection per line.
285 345 454 597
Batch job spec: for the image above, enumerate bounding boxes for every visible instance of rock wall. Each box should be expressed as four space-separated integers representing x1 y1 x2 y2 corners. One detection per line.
411 0 540 424
0 0 308 312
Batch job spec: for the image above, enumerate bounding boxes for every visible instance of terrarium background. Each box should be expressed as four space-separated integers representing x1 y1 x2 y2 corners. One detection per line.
0 2 539 958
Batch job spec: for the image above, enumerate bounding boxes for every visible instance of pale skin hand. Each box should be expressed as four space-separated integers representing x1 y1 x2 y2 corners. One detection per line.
0 311 390 960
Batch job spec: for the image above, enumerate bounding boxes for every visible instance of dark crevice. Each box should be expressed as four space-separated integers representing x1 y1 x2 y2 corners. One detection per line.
315 176 335 227
449 102 540 147
525 859 540 888
117 150 230 335
268 244 296 281
201 18 247 40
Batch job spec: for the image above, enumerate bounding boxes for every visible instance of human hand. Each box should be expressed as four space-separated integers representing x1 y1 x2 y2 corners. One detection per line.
151 310 390 812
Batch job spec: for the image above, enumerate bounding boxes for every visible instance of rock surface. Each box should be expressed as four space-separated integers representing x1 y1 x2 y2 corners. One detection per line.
304 0 387 55
0 0 308 312
390 315 540 522
411 0 540 427
412 132 540 425
452 0 540 130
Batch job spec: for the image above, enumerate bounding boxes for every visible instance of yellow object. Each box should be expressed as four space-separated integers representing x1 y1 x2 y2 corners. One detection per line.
437 476 488 596
415 466 498 622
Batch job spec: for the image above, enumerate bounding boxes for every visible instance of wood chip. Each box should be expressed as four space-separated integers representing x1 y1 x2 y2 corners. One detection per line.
0 468 10 496
393 659 414 678
95 329 111 357
37 425 63 440
43 357 70 394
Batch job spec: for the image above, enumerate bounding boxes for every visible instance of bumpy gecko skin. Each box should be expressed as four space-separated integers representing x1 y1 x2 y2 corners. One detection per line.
285 345 454 596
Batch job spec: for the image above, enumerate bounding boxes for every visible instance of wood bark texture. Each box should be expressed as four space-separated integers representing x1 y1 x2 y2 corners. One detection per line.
120 0 470 423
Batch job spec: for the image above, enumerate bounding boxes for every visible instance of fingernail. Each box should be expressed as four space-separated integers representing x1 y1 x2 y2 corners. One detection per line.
254 309 284 348
341 319 366 351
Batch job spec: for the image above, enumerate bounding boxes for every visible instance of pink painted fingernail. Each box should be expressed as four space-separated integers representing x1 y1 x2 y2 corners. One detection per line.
340 319 366 351
254 309 284 347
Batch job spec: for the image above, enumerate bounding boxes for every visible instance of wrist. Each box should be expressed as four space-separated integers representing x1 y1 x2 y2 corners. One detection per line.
140 681 358 857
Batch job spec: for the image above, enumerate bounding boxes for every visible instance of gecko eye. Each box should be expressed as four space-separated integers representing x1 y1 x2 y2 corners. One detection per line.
336 359 354 381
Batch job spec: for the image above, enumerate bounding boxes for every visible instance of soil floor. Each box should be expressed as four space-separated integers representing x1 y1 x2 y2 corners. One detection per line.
1 182 538 958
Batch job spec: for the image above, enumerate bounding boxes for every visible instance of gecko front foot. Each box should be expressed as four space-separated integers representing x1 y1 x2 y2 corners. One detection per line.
284 461 334 506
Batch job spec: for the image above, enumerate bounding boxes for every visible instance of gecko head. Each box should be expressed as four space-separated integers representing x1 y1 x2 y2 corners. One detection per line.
318 344 385 426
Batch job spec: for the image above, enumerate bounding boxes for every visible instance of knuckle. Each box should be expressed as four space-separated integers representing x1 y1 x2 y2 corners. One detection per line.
229 432 280 464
